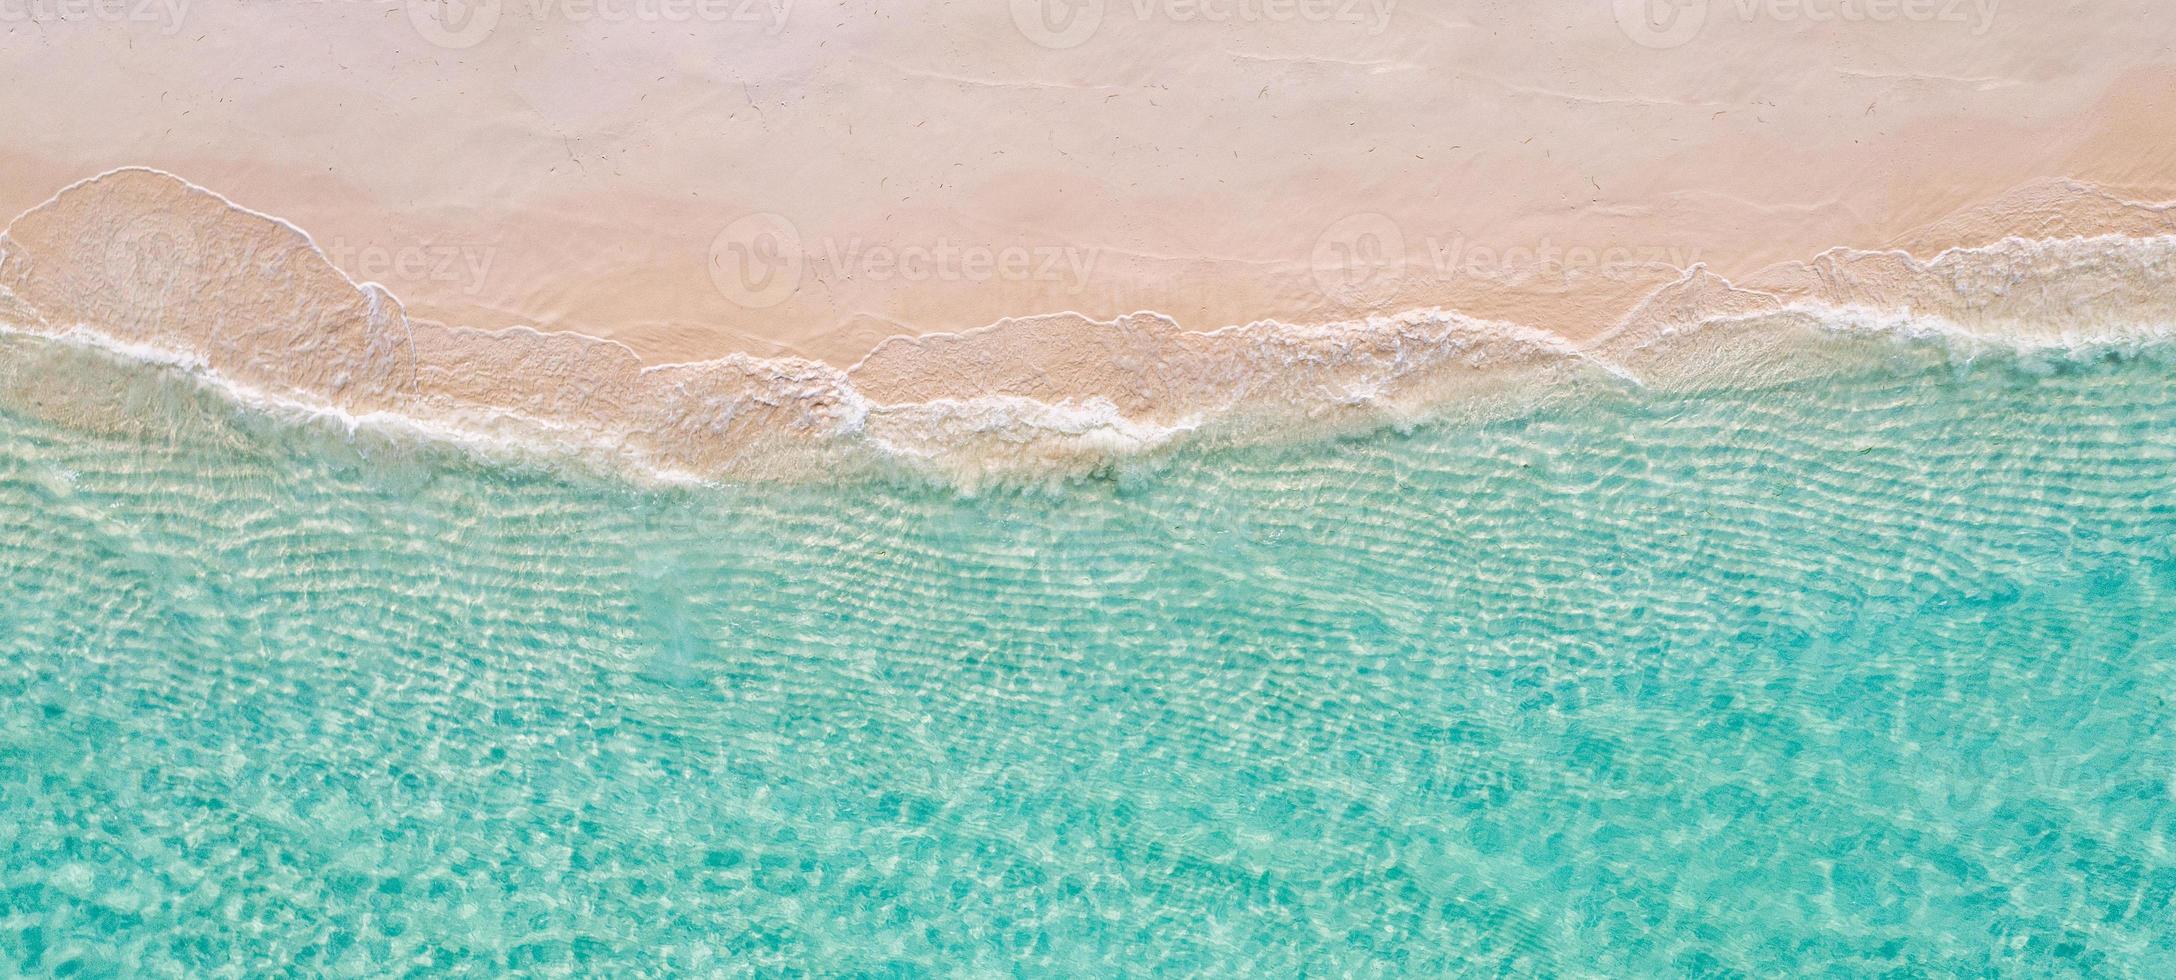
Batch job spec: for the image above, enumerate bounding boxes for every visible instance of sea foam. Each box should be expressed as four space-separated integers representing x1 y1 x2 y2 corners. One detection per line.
4 168 2174 485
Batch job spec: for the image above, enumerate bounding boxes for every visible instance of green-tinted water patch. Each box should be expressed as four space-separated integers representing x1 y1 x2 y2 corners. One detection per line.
2 333 2175 974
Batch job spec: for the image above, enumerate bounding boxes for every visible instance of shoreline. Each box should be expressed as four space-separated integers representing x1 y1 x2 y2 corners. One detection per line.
4 169 2176 485
7 1 2174 366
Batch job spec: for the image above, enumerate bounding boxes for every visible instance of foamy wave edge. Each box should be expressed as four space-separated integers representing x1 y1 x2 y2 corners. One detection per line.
3 168 2174 486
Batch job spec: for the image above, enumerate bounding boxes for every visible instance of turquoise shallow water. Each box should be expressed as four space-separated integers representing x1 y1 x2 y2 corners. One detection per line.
2 333 2176 975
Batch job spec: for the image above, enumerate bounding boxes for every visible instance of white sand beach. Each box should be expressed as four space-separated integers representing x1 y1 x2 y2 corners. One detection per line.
5 0 2172 367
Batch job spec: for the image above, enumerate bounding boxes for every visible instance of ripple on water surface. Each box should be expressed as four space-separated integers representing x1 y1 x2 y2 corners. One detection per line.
2 335 2176 974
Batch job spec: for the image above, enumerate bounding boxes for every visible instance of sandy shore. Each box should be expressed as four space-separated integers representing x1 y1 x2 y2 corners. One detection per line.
4 1 2176 482
7 164 2176 485
4 0 2173 367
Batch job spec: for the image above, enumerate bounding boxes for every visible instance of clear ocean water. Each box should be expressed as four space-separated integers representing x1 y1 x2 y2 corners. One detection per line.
2 331 2175 975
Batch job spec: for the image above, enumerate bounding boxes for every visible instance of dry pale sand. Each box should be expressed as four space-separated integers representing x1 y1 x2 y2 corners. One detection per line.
5 0 2174 365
